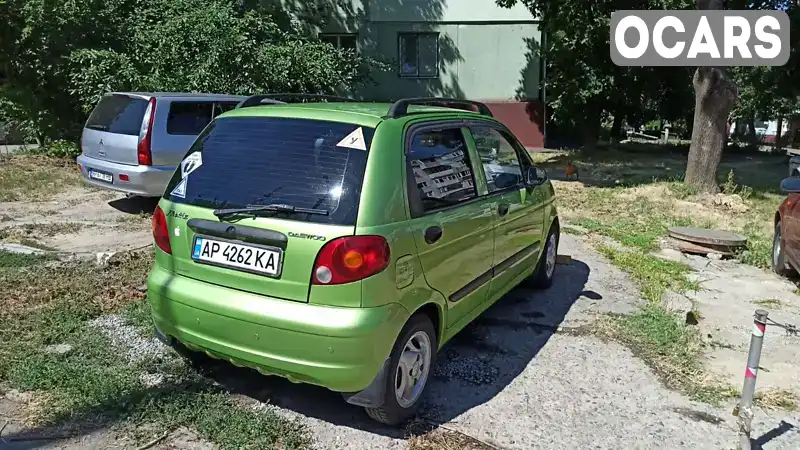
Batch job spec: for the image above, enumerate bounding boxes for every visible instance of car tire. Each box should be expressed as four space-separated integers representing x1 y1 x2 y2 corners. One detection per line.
772 221 795 277
365 314 437 426
529 220 560 289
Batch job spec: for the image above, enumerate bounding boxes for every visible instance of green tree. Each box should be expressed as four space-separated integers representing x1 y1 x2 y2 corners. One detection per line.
496 0 695 149
732 5 800 149
0 0 383 143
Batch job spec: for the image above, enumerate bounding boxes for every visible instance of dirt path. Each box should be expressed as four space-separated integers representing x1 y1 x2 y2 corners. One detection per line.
0 187 154 254
2 230 798 449
195 235 799 449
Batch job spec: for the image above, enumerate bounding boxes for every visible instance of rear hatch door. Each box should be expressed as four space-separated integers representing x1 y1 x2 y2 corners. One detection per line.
162 116 374 302
82 94 148 165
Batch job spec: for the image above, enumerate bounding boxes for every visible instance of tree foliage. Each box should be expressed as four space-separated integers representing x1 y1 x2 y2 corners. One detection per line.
0 0 382 143
497 0 694 148
498 0 800 190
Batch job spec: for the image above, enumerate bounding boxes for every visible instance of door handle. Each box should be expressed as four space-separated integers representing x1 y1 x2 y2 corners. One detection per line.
498 204 509 217
424 226 443 245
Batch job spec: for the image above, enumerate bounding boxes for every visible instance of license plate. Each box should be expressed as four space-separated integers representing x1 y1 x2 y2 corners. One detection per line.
191 236 282 277
88 169 113 183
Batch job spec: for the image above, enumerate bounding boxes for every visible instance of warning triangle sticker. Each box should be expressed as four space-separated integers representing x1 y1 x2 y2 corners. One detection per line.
170 178 187 198
181 152 203 178
336 127 367 151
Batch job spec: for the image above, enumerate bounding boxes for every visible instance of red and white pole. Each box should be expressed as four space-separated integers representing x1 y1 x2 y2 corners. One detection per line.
736 309 768 450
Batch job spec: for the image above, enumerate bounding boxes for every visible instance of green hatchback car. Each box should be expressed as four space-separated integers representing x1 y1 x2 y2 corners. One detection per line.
147 94 560 425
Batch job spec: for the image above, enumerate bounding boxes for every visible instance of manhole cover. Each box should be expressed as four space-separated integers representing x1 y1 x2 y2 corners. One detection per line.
668 226 747 247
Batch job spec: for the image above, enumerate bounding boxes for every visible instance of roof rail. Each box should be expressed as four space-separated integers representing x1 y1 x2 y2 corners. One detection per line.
236 93 356 109
386 97 493 119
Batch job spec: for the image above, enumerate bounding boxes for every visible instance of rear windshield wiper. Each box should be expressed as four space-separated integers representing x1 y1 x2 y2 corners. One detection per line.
213 203 329 219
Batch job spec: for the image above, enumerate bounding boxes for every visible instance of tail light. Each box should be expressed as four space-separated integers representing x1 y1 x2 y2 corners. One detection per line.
312 236 390 285
152 205 172 254
137 97 157 166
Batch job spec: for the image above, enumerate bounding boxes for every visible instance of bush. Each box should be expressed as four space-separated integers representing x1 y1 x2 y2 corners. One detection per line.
30 140 81 160
1 0 386 142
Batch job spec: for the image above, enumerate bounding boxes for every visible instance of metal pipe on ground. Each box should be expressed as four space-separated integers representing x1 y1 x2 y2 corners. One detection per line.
735 309 769 450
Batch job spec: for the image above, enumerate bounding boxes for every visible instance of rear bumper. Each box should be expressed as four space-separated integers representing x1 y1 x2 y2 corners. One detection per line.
76 154 175 197
147 264 408 392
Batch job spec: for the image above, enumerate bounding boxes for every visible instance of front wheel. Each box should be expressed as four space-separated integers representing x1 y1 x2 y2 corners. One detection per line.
529 221 560 289
365 314 437 425
772 221 795 277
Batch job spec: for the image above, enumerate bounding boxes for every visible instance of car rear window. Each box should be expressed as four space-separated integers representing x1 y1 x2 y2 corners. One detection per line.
167 102 214 135
163 117 374 226
85 95 148 136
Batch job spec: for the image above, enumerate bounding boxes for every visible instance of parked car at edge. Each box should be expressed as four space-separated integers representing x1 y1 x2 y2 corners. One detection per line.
773 177 800 276
147 95 560 425
76 92 246 197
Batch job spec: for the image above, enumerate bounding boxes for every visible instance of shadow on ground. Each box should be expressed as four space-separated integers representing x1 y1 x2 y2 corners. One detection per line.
202 258 591 437
537 143 789 194
753 420 796 449
108 196 159 215
0 257 590 447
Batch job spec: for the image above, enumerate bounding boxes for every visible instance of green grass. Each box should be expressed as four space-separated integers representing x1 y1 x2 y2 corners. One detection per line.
596 245 698 301
0 252 310 448
0 249 56 267
591 246 733 404
598 307 737 404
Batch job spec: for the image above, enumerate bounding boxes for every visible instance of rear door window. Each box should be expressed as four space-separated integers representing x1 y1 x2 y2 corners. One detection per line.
167 102 215 135
163 117 373 226
406 127 478 216
85 94 148 135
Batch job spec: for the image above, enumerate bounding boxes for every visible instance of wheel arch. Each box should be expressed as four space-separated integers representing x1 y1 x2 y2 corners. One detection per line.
406 301 445 349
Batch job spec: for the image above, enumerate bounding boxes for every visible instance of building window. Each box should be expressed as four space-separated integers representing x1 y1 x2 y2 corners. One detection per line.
398 33 438 78
319 33 358 51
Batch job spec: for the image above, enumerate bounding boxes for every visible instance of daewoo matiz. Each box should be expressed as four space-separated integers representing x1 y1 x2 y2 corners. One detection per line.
148 94 560 424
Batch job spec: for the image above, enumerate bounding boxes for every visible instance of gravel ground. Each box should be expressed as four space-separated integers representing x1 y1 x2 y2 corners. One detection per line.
86 234 800 449
89 315 169 363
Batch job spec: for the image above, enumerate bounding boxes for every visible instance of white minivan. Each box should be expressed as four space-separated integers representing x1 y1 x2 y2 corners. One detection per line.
77 92 246 197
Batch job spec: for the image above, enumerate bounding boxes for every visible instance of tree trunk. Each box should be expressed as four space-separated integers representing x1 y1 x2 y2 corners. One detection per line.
776 116 784 151
746 117 756 144
684 67 737 193
684 0 737 193
582 105 602 151
610 113 624 142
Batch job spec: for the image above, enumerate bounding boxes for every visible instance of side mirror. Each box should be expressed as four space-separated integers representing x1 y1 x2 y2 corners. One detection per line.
780 177 800 193
526 166 547 186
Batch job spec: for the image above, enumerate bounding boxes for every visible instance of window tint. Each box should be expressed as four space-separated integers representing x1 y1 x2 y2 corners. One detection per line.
85 95 148 136
407 128 476 214
167 102 214 135
163 117 373 226
398 33 438 77
472 127 523 192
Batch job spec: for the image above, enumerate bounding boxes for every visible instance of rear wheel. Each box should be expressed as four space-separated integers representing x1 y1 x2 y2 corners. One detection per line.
529 221 560 288
772 221 795 277
365 314 437 425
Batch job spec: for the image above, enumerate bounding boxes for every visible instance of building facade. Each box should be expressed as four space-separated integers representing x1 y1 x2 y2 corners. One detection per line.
310 0 545 147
